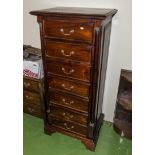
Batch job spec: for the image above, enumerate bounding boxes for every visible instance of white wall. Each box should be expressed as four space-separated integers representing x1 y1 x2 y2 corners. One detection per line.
23 0 132 122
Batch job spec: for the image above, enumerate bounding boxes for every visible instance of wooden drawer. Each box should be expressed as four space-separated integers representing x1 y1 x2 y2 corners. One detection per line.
24 102 42 118
48 105 88 125
48 116 87 136
48 76 90 98
44 17 94 43
23 90 40 105
49 91 88 113
45 40 92 63
115 104 132 123
46 60 91 82
23 78 39 92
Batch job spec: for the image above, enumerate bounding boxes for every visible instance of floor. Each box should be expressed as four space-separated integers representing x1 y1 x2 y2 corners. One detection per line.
23 114 132 155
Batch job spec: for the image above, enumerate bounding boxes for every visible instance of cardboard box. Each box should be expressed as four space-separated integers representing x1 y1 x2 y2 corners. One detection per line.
23 59 44 79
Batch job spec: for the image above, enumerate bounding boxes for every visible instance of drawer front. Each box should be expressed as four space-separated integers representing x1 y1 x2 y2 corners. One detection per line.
48 116 87 136
46 61 91 82
115 104 132 122
49 91 88 113
48 76 90 98
44 18 94 43
45 40 92 63
48 105 88 125
23 78 39 92
23 90 40 105
24 102 42 118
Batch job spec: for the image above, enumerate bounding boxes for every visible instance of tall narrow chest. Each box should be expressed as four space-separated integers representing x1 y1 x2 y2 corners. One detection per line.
30 7 117 151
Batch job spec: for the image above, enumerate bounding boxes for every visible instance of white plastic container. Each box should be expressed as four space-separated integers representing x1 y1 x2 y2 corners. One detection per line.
23 59 44 79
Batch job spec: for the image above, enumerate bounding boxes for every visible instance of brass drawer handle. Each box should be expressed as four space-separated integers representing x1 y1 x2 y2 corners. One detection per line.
46 109 50 113
61 49 74 57
25 95 33 100
27 107 34 112
62 98 74 105
61 84 74 91
80 26 85 30
63 123 74 130
62 112 74 119
61 67 74 75
60 28 74 36
24 82 30 87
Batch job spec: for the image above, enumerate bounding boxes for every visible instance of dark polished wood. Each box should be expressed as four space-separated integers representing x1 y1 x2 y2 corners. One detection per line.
49 91 89 113
30 7 117 151
24 102 42 118
48 76 90 98
23 76 43 118
23 77 40 92
44 17 94 43
30 7 117 18
23 90 40 105
46 60 91 82
47 104 88 125
44 40 92 63
48 116 87 136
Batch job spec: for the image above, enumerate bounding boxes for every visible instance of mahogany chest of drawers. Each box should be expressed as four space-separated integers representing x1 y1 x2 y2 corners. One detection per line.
23 76 43 118
30 7 117 151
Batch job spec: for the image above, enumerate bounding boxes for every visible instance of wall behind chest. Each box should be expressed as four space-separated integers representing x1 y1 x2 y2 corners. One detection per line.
23 0 131 122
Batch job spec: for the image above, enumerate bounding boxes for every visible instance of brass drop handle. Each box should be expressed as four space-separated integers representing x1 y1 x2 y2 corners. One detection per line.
46 109 50 113
25 95 33 100
62 98 74 105
63 123 74 130
24 82 30 87
61 84 74 91
61 49 74 57
61 67 74 75
28 107 34 112
60 28 75 36
62 112 74 119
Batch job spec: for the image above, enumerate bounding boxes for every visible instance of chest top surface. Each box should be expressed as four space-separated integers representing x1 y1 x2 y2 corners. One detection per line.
30 7 117 18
